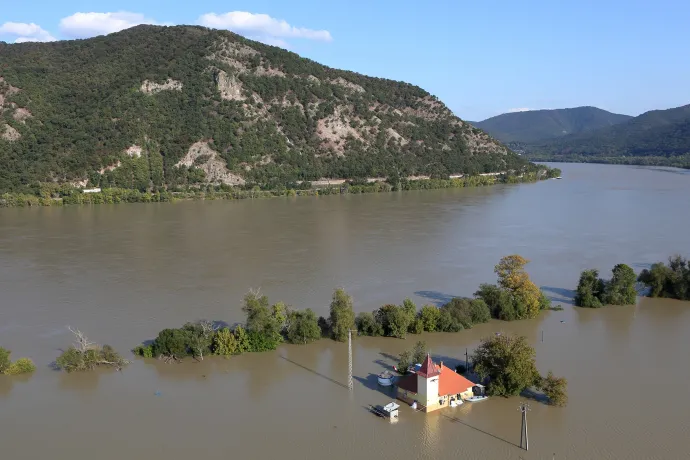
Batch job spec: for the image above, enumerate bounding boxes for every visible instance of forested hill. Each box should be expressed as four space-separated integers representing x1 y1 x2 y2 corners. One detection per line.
0 25 534 193
471 107 632 143
525 104 690 167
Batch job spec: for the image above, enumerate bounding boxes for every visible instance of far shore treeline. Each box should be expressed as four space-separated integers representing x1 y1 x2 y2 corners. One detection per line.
2 253 688 401
0 168 561 208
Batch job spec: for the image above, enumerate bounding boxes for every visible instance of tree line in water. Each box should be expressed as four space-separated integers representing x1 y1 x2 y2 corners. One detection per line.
3 253 687 406
574 255 690 307
0 168 560 208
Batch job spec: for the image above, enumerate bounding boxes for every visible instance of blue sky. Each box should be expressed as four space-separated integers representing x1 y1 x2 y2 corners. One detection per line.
1 0 688 121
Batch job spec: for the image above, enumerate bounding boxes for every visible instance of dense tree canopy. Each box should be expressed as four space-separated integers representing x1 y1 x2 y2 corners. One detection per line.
575 264 637 308
474 255 549 321
0 25 542 194
473 334 540 396
638 255 690 300
329 288 356 342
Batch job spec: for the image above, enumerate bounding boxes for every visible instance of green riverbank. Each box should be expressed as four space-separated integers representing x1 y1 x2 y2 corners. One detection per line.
0 169 560 208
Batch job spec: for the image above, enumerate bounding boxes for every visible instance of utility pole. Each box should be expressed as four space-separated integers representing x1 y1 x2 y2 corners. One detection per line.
541 330 544 343
519 401 531 451
348 329 353 390
465 348 469 372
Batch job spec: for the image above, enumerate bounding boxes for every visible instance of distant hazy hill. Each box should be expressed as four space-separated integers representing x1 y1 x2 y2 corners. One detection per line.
527 104 690 166
0 25 534 194
472 107 632 143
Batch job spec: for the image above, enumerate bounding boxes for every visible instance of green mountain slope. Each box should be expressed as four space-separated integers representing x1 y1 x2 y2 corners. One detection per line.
0 25 534 194
526 104 690 166
472 107 631 143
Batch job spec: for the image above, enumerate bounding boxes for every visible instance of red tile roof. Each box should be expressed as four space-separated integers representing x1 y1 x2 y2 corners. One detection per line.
417 354 441 378
438 364 475 397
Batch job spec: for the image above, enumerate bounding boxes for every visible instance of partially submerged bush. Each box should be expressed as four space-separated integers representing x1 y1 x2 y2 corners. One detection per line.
5 358 36 375
55 327 129 372
0 347 36 375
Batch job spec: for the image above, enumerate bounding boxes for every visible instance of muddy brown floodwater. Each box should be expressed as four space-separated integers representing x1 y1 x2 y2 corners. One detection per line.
1 163 690 460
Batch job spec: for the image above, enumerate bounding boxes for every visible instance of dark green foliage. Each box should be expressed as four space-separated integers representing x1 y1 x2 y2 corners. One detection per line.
374 304 413 338
242 291 285 345
473 106 632 143
575 264 637 307
151 328 190 357
317 316 330 338
602 264 637 305
444 297 492 326
55 345 127 372
329 288 355 342
355 312 383 336
397 341 428 372
0 25 543 195
472 334 540 396
437 298 471 331
538 290 552 310
538 371 569 407
474 283 522 320
455 364 467 374
247 330 279 352
638 255 690 300
574 269 605 308
286 309 321 344
0 347 10 373
418 305 440 332
133 344 154 358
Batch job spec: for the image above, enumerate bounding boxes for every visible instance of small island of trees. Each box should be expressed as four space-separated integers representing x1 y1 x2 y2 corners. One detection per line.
574 263 637 308
0 347 36 375
637 255 690 301
574 255 690 307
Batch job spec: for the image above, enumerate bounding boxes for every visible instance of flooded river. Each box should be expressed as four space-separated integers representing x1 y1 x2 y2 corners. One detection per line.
1 163 689 459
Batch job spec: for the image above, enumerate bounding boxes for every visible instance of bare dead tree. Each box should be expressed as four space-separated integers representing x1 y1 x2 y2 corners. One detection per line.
192 320 217 361
67 326 96 353
57 326 130 372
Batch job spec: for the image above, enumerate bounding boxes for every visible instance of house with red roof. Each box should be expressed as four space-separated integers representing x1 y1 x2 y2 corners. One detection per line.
396 354 478 412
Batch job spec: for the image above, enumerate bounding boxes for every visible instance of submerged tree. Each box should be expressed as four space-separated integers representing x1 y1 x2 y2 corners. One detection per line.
602 263 637 305
355 311 383 336
0 347 35 375
638 255 690 300
494 255 542 319
286 308 321 344
472 334 540 396
329 288 355 342
575 264 637 307
539 371 569 407
55 327 129 372
397 341 428 372
574 269 606 308
418 304 440 332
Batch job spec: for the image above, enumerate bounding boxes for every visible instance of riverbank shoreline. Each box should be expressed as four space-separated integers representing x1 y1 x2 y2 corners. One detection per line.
528 156 690 170
0 169 560 208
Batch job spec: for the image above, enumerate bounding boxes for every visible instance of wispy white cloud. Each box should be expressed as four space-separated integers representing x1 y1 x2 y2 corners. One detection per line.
198 11 332 46
59 12 157 38
0 22 56 43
